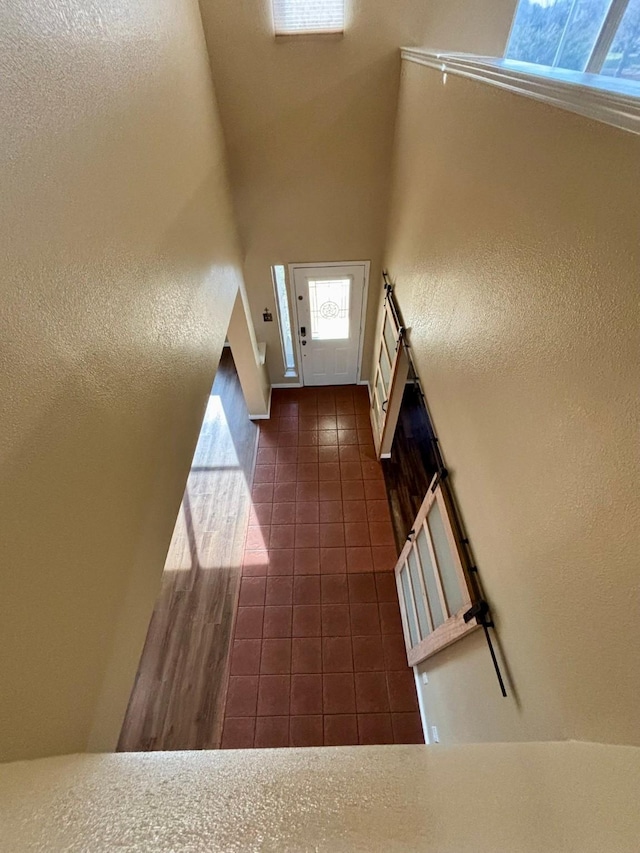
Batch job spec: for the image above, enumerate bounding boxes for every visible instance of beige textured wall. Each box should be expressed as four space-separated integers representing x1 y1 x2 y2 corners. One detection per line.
201 0 503 384
424 0 516 53
227 288 271 417
0 0 244 761
1 743 639 851
385 61 640 745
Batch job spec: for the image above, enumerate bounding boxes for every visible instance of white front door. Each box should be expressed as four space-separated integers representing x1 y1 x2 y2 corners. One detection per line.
291 263 367 386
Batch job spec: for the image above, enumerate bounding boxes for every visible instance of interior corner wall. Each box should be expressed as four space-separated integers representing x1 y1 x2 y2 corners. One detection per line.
0 0 244 761
198 0 427 386
198 1 519 387
384 61 640 746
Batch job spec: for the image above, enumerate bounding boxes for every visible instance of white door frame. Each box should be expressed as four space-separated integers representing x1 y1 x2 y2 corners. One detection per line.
288 261 370 386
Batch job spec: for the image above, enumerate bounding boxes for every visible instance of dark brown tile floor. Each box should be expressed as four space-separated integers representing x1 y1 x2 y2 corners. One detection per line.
221 385 424 748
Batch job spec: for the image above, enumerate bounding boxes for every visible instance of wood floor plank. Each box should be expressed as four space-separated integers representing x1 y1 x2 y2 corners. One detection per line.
118 349 257 752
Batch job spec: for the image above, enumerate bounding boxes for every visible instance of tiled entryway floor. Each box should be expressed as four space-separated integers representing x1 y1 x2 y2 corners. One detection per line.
221 385 424 748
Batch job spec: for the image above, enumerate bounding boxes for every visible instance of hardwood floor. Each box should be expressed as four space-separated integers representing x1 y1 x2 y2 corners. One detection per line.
382 383 439 553
117 349 258 751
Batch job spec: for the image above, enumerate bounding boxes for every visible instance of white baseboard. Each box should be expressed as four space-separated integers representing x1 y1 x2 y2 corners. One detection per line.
380 452 391 459
414 667 431 745
272 381 369 391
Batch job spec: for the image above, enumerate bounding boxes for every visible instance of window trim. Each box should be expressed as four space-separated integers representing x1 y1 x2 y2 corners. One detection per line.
271 0 345 37
272 265 298 379
394 475 480 667
505 0 635 77
585 0 631 73
401 47 640 136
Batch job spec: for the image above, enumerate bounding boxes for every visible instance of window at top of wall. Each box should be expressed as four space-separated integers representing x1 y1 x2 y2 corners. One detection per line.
506 0 640 84
272 0 345 35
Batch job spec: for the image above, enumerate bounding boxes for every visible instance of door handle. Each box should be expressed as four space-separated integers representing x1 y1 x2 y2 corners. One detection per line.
302 340 307 346
382 399 388 413
300 326 306 338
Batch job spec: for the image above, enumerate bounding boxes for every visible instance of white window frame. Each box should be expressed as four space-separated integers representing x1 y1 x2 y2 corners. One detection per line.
272 265 298 379
506 0 639 80
584 0 632 73
271 0 345 37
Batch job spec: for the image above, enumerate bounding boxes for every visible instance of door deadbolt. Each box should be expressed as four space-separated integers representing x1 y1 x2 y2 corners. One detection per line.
300 327 306 337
